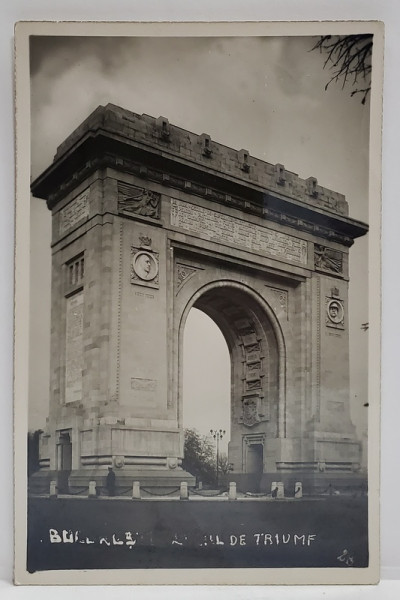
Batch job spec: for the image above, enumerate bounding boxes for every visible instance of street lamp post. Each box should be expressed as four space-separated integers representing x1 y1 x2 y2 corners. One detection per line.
210 429 226 488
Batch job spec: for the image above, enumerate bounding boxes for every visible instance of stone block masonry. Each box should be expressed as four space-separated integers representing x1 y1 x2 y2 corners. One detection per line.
31 104 368 493
53 104 348 218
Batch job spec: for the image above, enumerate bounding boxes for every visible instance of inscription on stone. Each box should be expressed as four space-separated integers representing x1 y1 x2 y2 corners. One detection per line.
170 198 308 265
129 377 157 407
65 292 84 404
135 291 155 299
59 191 89 235
131 378 157 392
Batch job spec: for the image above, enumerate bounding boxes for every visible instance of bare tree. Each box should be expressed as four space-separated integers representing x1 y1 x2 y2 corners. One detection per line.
312 35 373 104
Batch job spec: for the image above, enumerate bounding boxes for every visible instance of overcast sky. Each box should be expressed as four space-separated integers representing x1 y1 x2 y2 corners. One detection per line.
29 35 370 445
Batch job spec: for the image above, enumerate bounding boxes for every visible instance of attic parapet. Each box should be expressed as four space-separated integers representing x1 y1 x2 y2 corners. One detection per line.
52 104 348 217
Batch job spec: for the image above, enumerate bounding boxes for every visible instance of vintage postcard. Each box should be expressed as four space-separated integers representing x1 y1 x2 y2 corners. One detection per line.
14 20 383 585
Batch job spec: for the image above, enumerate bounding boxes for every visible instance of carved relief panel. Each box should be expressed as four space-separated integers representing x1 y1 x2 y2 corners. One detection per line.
265 286 288 319
314 244 343 276
236 322 270 427
118 182 161 219
175 263 202 294
241 394 263 427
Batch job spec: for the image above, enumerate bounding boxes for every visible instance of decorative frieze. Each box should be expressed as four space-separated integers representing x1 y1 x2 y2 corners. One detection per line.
44 149 357 246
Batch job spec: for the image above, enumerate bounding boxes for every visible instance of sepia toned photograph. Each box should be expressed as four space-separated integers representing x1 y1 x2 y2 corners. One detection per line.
14 21 383 585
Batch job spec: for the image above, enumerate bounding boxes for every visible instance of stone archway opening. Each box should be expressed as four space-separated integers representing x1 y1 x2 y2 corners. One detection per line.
182 307 231 445
182 307 231 485
179 282 285 492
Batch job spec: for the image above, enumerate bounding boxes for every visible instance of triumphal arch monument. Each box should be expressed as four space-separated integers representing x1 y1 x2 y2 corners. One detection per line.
31 104 368 493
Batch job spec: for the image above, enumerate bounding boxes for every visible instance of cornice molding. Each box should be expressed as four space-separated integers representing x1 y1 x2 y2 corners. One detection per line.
31 138 368 248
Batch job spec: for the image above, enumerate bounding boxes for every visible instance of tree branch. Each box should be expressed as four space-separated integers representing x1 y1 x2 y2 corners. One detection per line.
311 35 373 102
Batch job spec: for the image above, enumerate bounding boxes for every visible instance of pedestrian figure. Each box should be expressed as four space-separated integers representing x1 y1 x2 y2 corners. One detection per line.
271 486 278 498
106 466 116 497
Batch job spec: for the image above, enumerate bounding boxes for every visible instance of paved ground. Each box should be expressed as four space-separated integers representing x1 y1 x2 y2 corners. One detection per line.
27 495 368 572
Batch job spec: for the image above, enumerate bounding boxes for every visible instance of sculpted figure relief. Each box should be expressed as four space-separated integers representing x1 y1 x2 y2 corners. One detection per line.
132 251 158 281
314 244 343 274
119 188 160 219
327 299 344 324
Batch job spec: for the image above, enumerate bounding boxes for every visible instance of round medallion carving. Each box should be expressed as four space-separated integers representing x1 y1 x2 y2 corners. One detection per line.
132 251 159 281
327 299 344 324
